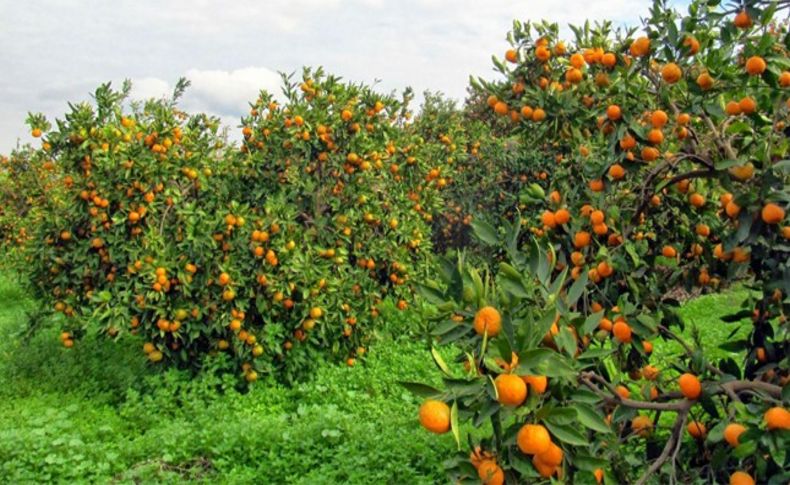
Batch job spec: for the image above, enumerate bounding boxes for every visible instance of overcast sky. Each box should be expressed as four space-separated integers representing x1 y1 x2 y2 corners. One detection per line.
1 0 688 152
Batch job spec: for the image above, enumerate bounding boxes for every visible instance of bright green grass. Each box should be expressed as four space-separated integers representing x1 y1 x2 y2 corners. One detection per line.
653 288 753 365
0 272 747 483
0 272 457 484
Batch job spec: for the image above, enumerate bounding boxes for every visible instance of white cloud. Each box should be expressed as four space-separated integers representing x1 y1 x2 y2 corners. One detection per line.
182 67 282 116
0 0 690 152
132 78 173 101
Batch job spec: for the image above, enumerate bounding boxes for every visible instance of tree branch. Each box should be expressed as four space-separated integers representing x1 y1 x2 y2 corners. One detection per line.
635 403 690 485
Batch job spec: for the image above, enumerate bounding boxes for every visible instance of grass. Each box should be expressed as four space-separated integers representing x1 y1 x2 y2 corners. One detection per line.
0 271 750 483
651 288 754 365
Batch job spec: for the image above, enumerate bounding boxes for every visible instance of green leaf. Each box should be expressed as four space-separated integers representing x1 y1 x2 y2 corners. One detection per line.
471 218 498 246
733 439 757 459
577 347 616 361
581 311 604 335
545 421 589 446
566 270 588 307
706 420 726 444
573 453 608 472
517 348 554 370
450 400 460 450
431 347 451 376
574 403 612 433
545 407 578 425
718 340 748 352
398 381 443 398
416 283 447 306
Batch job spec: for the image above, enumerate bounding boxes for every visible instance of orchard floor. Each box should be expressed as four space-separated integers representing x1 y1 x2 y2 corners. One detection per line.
0 272 751 484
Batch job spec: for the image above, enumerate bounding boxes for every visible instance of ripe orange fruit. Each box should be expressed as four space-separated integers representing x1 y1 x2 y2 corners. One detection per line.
522 375 548 393
642 365 659 380
532 454 557 478
590 210 605 225
554 208 571 225
726 200 741 218
729 471 755 485
594 468 604 484
647 129 664 145
419 399 451 434
592 223 608 236
608 164 625 180
733 10 752 28
505 49 518 63
761 203 785 224
566 68 583 84
678 373 702 399
764 407 790 430
477 460 504 485
517 424 551 455
780 71 790 87
495 373 528 406
218 272 231 286
474 306 502 337
535 441 563 466
589 179 605 192
606 105 621 121
661 245 677 258
541 210 557 228
570 53 585 68
597 261 614 277
535 45 551 62
725 100 742 116
612 321 632 343
696 72 714 90
598 318 613 332
686 420 706 439
745 56 766 76
661 63 682 83
739 97 757 114
650 110 668 128
696 223 710 237
683 36 700 55
620 133 637 150
309 307 323 319
532 108 546 122
641 146 660 161
632 415 653 436
574 231 591 249
630 37 650 57
723 423 746 447
494 101 509 116
689 193 705 208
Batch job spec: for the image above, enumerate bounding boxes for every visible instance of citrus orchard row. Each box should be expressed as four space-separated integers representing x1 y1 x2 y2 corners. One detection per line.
0 71 487 382
413 0 789 483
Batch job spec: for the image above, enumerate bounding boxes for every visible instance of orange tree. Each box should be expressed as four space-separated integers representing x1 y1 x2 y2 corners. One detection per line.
217 67 443 379
9 69 449 382
0 142 65 260
412 0 789 483
408 92 532 255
